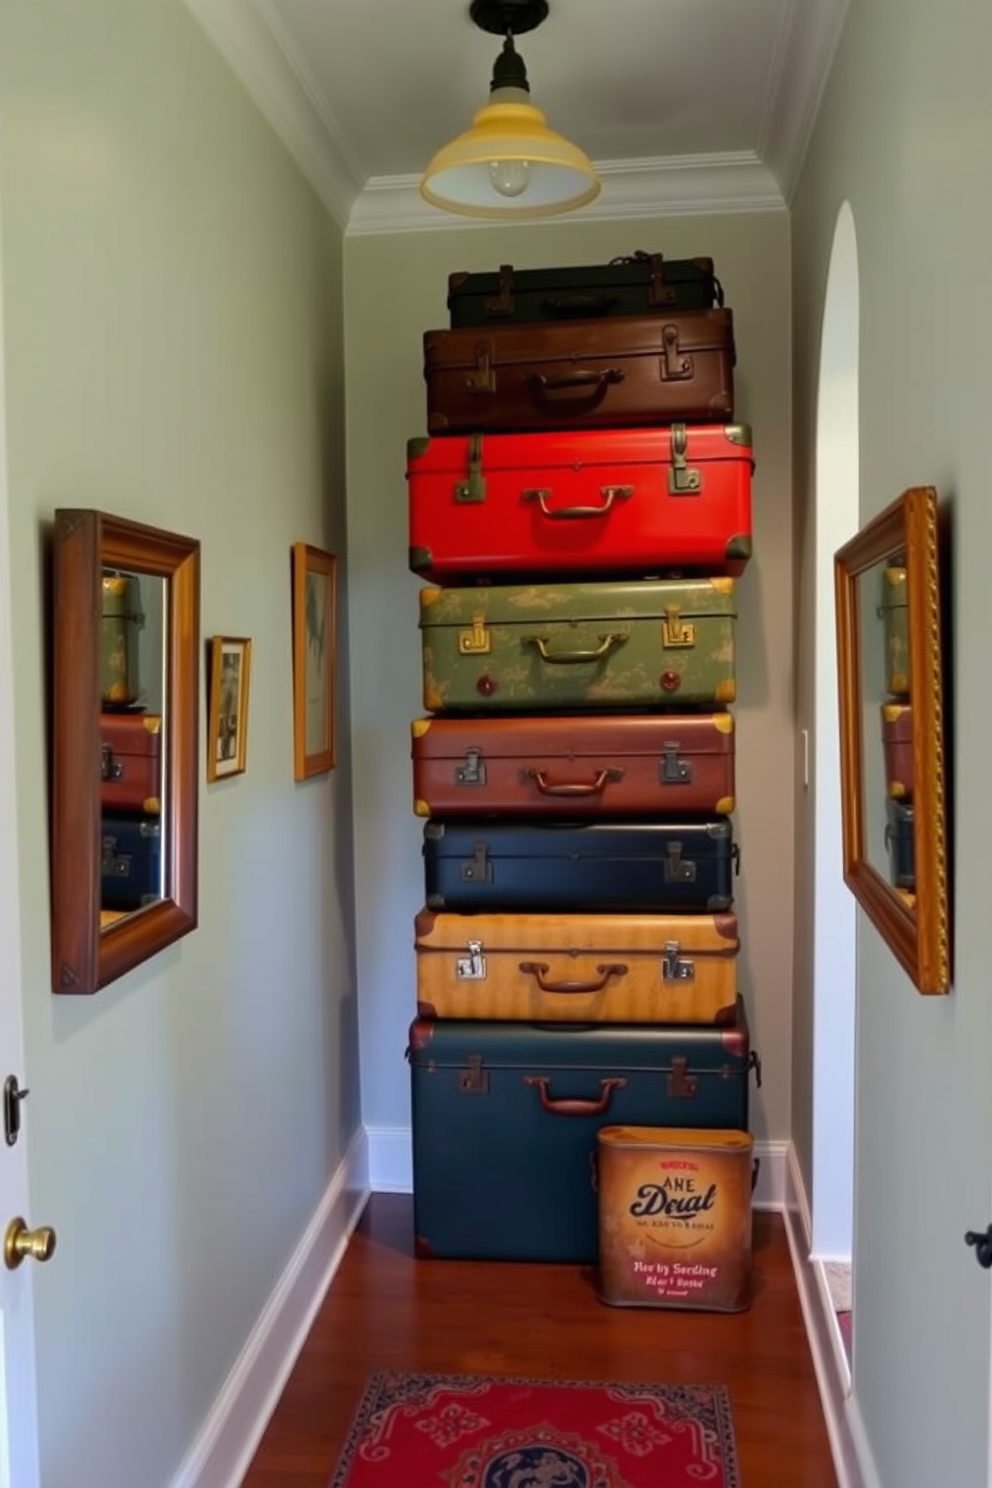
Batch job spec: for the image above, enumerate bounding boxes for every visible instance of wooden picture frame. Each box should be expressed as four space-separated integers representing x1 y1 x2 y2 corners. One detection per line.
834 485 950 994
207 636 252 781
291 542 336 780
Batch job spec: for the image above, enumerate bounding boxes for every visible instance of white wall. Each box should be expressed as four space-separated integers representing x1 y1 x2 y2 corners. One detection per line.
0 5 360 1487
343 214 794 1170
791 0 992 1482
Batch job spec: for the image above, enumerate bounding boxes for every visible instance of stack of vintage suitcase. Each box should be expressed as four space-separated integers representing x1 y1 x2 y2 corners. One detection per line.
405 252 760 1264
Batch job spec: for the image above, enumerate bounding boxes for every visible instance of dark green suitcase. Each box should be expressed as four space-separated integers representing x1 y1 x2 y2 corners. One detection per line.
407 998 759 1262
446 254 723 327
420 578 736 713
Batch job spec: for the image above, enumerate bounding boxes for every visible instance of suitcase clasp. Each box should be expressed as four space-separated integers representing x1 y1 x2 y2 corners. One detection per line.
454 433 487 503
460 842 493 884
458 613 491 655
100 743 124 781
668 423 701 494
455 747 487 786
660 323 693 381
662 607 696 648
465 342 495 393
456 939 487 981
663 842 697 884
661 941 695 982
457 1054 490 1095
660 742 692 784
667 1057 699 1099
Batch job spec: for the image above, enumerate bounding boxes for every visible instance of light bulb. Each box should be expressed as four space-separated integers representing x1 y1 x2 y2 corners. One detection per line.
488 158 532 198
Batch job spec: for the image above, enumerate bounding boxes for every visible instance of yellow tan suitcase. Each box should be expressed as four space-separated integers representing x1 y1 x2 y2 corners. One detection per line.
414 908 739 1024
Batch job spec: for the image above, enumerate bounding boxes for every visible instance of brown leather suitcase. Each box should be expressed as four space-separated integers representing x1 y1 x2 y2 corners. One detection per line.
411 712 736 818
423 310 736 435
414 907 739 1024
881 702 913 798
100 713 162 814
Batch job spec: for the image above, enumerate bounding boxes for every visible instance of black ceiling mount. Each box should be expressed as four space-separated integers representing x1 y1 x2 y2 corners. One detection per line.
469 0 550 38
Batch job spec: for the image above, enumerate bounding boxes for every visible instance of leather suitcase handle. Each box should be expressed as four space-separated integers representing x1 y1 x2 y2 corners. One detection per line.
523 1075 627 1117
525 632 628 664
523 367 624 392
527 767 622 797
521 485 633 519
519 961 628 993
538 293 618 317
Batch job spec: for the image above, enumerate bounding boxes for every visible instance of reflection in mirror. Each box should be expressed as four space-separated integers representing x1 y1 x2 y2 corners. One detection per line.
100 569 167 925
51 510 200 995
834 486 949 994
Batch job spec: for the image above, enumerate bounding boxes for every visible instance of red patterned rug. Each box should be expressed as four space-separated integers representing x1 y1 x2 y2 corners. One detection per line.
328 1371 740 1487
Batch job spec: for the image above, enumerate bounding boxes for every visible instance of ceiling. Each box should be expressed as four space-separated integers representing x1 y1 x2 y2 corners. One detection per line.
183 0 851 234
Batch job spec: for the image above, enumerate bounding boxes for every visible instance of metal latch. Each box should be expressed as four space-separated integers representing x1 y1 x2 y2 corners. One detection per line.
458 612 491 654
456 940 487 980
667 1057 699 1099
660 742 692 784
662 607 696 648
457 1054 490 1095
668 423 701 494
663 842 697 883
3 1075 29 1148
460 842 493 883
455 747 487 786
101 743 123 780
455 433 487 503
465 342 495 392
660 323 692 381
661 941 695 982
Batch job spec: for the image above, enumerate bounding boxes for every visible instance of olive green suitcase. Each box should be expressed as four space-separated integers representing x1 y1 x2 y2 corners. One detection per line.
879 563 910 697
419 578 736 713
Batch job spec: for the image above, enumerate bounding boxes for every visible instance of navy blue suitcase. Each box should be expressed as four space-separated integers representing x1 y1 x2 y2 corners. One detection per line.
408 998 759 1262
422 818 738 913
884 798 915 890
100 814 162 910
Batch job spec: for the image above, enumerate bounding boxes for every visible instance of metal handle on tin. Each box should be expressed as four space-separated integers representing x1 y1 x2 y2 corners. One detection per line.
523 367 625 392
520 485 633 520
527 768 622 797
523 1075 627 1117
518 961 628 994
525 632 628 664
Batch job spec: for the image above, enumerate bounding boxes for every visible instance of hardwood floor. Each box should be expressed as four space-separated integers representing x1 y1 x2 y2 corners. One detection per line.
240 1193 838 1487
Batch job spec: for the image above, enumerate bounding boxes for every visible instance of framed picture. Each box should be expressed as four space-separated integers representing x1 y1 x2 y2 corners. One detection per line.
292 542 336 780
207 635 252 782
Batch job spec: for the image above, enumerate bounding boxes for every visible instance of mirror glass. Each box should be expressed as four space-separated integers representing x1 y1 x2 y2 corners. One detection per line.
834 486 949 994
51 510 200 994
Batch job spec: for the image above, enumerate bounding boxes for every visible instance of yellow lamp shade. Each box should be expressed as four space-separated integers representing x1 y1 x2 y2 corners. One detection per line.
420 96 601 220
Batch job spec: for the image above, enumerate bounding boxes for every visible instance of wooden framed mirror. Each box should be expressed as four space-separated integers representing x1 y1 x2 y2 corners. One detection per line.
834 484 950 994
51 510 200 994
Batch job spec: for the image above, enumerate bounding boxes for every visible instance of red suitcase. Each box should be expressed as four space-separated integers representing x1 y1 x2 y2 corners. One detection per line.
881 702 913 799
408 424 753 582
423 310 735 435
411 712 736 818
100 713 162 814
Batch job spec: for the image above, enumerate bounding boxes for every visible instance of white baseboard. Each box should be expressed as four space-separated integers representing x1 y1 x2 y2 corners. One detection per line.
168 1127 371 1488
366 1126 788 1211
783 1144 881 1488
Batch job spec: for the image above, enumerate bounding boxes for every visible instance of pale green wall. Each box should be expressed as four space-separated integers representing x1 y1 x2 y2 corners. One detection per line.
343 214 795 1152
791 0 992 1482
0 5 359 1487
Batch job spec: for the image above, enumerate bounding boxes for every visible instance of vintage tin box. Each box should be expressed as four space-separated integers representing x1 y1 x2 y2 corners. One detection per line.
419 578 737 713
101 569 145 706
879 563 910 697
596 1126 754 1312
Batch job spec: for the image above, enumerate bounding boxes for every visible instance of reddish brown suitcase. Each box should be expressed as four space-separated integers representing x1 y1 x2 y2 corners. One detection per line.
411 712 736 818
423 310 736 435
100 713 162 814
407 424 753 582
881 702 913 798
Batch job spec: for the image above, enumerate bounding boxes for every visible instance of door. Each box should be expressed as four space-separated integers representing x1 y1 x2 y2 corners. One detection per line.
0 157 40 1488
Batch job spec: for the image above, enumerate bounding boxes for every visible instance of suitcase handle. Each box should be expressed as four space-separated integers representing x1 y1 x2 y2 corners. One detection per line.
519 961 628 994
521 485 633 520
523 1075 628 1117
524 367 625 392
527 768 623 797
525 632 628 664
539 293 619 318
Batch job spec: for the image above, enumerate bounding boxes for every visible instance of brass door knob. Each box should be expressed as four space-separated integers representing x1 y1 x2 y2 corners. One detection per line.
4 1217 57 1270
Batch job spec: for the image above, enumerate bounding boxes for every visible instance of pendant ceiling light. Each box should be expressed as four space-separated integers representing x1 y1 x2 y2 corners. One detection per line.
420 0 601 221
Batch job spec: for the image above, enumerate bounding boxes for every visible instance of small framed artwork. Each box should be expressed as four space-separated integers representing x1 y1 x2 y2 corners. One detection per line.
207 636 252 782
291 542 336 780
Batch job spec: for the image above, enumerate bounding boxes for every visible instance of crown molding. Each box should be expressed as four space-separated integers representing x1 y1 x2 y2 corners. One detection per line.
181 0 362 229
758 0 853 202
347 153 786 236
